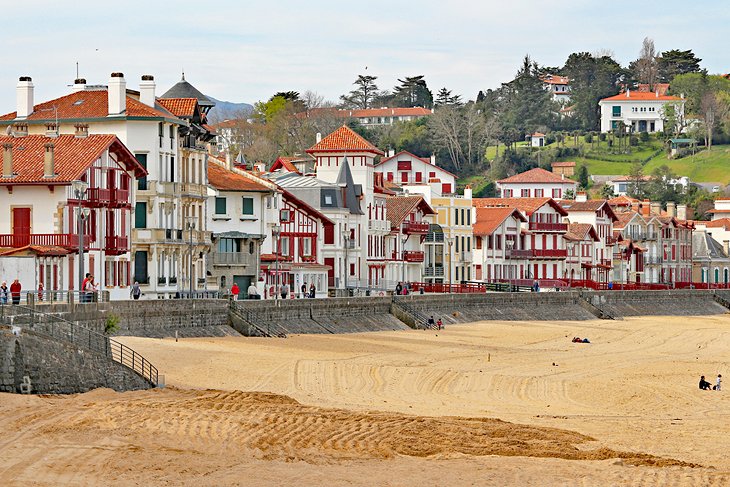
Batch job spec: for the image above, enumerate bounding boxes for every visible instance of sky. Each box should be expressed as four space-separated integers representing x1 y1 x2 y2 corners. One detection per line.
1 1 728 110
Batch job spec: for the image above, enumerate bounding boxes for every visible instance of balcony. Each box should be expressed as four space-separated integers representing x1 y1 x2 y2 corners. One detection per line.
0 233 92 250
402 221 430 234
212 252 256 266
460 251 472 263
645 232 658 241
605 235 619 245
110 188 130 207
424 265 445 277
505 248 567 259
105 236 129 255
528 222 568 232
87 188 111 207
506 249 532 259
403 250 425 262
644 255 662 265
368 220 392 233
180 182 208 199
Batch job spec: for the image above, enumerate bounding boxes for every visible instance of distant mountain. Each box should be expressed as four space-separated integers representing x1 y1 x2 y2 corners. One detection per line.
206 96 253 123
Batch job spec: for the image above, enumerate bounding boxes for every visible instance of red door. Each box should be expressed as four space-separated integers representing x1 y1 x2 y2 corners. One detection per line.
325 257 335 288
12 207 31 246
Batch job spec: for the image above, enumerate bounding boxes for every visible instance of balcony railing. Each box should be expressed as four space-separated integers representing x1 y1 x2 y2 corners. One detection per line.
424 265 445 277
425 232 445 243
402 221 430 234
605 236 619 245
212 252 256 266
110 188 130 207
506 248 567 259
460 251 472 263
506 249 532 259
403 250 425 262
87 188 111 206
0 233 92 250
528 222 568 232
105 236 129 255
368 220 391 232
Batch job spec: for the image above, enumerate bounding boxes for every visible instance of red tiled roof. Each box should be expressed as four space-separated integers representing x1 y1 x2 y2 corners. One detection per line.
600 91 682 102
207 160 272 192
531 132 545 137
704 218 730 229
612 210 640 229
551 161 575 167
306 125 384 155
158 98 198 118
608 195 640 206
0 245 70 256
564 223 599 242
0 134 144 184
497 167 577 185
0 90 181 122
542 75 570 85
270 156 300 174
473 197 568 216
386 195 436 228
472 207 526 236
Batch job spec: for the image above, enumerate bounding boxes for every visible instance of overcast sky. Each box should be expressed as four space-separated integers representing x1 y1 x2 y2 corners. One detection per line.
2 1 728 110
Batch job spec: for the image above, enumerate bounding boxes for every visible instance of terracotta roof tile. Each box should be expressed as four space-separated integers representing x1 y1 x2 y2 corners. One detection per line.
473 207 526 236
306 125 383 155
550 161 575 167
608 195 640 206
473 197 568 216
600 91 682 102
542 75 570 85
386 195 435 228
564 223 598 241
207 159 272 192
0 90 181 123
158 97 198 118
270 156 300 174
704 218 730 229
0 134 142 184
497 167 577 185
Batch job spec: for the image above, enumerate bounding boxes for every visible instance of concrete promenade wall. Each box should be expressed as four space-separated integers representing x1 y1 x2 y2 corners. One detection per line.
581 289 727 317
0 325 150 394
21 300 235 338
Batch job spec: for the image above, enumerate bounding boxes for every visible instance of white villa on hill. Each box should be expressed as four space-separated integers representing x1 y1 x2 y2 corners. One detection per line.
598 90 685 133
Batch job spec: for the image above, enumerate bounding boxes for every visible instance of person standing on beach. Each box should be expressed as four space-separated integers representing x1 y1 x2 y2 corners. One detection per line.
10 279 21 305
716 374 722 391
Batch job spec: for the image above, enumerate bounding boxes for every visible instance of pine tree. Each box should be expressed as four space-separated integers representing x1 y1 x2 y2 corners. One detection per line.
340 75 380 109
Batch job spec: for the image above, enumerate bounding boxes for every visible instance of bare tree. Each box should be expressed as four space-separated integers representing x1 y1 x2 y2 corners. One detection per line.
635 37 658 89
701 92 720 150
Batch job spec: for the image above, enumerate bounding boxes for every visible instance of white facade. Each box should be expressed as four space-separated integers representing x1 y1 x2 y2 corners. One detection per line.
598 91 685 133
375 151 456 195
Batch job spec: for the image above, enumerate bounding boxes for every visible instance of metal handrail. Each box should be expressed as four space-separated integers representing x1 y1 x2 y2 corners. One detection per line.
0 305 159 386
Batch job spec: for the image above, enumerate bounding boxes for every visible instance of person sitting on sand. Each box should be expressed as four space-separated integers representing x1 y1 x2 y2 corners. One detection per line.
699 375 712 390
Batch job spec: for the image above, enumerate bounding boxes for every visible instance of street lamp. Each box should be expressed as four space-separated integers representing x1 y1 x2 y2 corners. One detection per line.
186 216 196 297
445 236 454 293
272 224 281 301
401 226 408 289
342 228 350 292
72 180 90 294
505 239 515 291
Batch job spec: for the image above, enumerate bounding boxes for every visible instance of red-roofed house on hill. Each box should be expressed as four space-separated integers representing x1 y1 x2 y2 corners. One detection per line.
0 73 216 297
0 134 146 300
374 150 456 195
542 74 571 104
599 89 685 133
496 167 577 200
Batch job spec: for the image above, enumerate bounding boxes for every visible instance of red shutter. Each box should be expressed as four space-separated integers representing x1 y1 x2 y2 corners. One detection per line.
69 255 75 290
324 223 334 245
442 183 452 194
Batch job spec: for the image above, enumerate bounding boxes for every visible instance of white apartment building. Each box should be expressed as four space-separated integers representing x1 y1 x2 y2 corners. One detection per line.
497 168 577 200
375 150 456 195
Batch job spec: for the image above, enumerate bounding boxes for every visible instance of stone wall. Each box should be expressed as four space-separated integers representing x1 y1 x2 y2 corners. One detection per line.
0 325 150 394
582 290 728 317
25 300 235 338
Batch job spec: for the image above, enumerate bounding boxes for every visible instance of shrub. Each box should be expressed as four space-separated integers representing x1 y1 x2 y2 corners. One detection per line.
629 136 639 146
585 133 593 143
639 131 650 142
599 133 607 142
105 314 120 335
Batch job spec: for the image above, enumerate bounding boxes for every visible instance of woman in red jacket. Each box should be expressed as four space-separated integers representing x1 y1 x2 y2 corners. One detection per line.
10 279 21 305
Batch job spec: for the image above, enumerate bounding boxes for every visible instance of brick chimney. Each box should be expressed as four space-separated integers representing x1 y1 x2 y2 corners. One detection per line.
2 143 13 178
12 122 27 137
43 143 55 178
74 123 89 138
108 72 126 115
72 78 87 92
16 76 34 118
140 75 156 107
667 201 677 217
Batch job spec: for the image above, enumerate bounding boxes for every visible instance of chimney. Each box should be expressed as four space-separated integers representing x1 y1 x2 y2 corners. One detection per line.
464 184 472 200
650 201 661 216
225 151 232 170
667 201 677 217
430 154 436 165
2 143 13 178
72 78 87 92
388 149 395 158
74 123 89 138
12 122 27 137
140 75 156 107
656 90 659 98
108 72 126 115
576 191 587 202
724 240 729 256
16 76 34 118
43 143 55 178
45 122 58 138
626 88 630 98
677 204 688 221
316 132 322 143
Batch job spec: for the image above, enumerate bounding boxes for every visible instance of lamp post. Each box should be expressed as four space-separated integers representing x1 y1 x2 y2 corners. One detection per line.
186 216 196 297
272 224 281 301
505 239 515 292
445 236 454 293
342 228 349 292
401 227 407 289
72 180 90 294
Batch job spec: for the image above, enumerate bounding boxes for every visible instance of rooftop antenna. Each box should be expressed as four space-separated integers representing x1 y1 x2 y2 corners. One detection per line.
76 62 79 79
181 68 185 81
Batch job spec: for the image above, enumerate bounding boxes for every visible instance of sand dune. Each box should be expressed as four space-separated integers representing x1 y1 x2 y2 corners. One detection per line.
2 315 730 485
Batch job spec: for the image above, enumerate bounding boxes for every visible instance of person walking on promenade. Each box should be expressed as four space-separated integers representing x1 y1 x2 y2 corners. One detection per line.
130 281 142 300
280 283 289 300
301 282 307 298
247 283 259 300
427 316 435 329
395 282 403 296
0 281 9 304
10 279 21 305
230 283 240 301
81 273 90 303
437 318 443 330
309 282 316 298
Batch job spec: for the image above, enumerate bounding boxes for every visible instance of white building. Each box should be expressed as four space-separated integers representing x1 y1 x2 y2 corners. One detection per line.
497 168 577 200
598 90 685 133
472 207 527 283
542 75 571 104
375 150 456 195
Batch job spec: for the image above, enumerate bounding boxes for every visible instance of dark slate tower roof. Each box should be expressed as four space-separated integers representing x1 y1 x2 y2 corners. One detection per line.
337 156 364 215
161 72 215 111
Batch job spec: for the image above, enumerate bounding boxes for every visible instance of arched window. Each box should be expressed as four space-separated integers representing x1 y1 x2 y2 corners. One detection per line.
725 268 729 285
220 275 226 289
715 268 720 284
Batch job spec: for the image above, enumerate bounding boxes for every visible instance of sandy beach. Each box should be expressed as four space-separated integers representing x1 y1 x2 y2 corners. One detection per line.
2 314 730 486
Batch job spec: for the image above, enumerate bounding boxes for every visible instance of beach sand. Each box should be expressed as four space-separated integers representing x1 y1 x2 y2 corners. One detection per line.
2 315 730 485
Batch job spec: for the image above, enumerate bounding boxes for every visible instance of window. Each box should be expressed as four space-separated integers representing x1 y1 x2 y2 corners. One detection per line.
301 237 312 256
612 106 621 117
158 123 164 147
454 208 459 226
521 189 530 197
217 238 238 253
552 188 561 198
135 154 148 190
215 197 227 215
534 189 544 197
280 236 290 256
466 209 471 226
249 241 255 254
134 202 147 228
242 197 254 215
503 189 513 197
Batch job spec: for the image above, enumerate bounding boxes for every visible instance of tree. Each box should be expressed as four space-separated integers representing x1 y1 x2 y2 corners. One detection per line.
340 75 380 109
600 184 615 199
700 91 719 149
435 87 463 107
630 37 659 89
563 188 575 200
627 162 647 199
563 52 624 130
647 165 681 204
428 103 488 173
577 165 590 189
657 49 702 83
392 75 433 108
